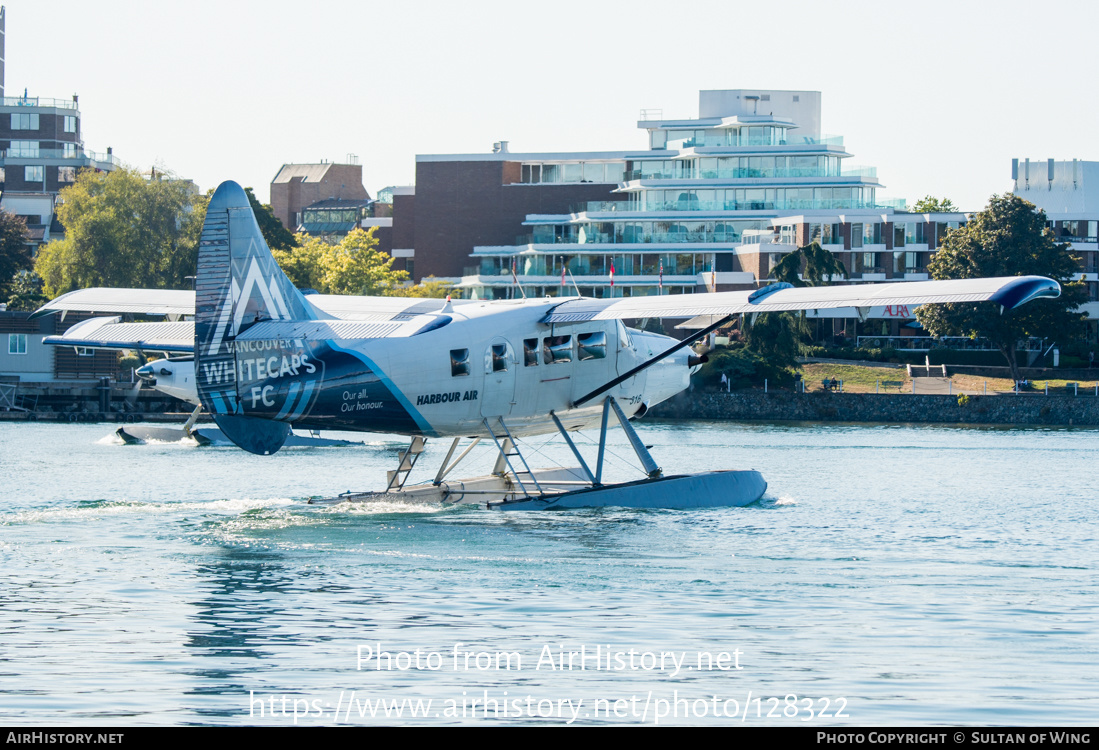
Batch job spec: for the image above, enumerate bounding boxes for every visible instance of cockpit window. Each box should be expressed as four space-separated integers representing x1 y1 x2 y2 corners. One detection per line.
617 320 632 349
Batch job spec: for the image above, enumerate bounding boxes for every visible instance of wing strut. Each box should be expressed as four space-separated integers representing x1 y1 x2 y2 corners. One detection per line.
572 315 732 407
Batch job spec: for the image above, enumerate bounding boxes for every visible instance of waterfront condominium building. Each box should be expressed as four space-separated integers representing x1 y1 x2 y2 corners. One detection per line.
1009 158 1099 333
0 3 119 253
407 89 963 304
0 95 120 253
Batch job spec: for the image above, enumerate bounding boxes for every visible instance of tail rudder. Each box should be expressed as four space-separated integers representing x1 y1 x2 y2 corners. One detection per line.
194 180 309 454
196 181 311 355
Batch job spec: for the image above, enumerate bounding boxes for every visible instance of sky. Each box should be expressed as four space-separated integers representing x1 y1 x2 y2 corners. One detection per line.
5 0 1096 210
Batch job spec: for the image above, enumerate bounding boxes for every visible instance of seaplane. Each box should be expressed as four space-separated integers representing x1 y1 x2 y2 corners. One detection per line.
33 181 1061 509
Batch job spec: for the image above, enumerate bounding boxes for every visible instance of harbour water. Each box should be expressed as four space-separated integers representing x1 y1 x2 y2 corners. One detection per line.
1 420 1096 726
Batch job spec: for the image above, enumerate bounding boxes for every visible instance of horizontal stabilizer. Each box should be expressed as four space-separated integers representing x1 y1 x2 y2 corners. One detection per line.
44 318 195 353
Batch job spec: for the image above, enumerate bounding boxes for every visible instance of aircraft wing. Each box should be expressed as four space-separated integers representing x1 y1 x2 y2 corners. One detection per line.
29 288 196 319
541 276 1061 324
236 317 446 340
43 317 195 353
305 295 474 320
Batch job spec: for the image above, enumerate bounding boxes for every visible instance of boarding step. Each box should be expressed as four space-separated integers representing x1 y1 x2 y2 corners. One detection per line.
386 436 427 491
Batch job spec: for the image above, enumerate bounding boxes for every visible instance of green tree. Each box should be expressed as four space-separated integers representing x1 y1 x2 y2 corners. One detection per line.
273 228 409 296
742 311 803 371
34 168 204 296
916 193 1087 381
0 210 31 301
745 240 849 366
696 344 797 390
770 240 849 287
244 187 298 251
399 276 454 298
5 270 48 311
911 195 959 213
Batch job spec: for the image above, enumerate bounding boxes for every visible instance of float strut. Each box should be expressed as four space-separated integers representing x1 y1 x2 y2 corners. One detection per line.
608 397 662 479
550 411 597 486
181 405 202 438
433 437 481 485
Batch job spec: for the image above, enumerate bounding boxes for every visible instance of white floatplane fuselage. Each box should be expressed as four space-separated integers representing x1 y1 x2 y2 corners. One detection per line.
35 180 1062 508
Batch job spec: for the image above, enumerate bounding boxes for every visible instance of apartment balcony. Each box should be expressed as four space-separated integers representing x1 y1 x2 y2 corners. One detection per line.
574 198 885 215
623 165 878 182
518 232 747 246
1 148 120 167
0 96 78 110
854 269 887 281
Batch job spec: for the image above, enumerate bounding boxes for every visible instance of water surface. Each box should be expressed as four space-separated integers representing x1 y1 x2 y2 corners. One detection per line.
1 420 1095 725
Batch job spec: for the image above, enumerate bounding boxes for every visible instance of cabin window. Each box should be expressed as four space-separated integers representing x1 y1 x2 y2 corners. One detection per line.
450 348 470 377
578 331 607 361
488 343 509 373
8 333 27 355
542 335 572 364
523 338 539 366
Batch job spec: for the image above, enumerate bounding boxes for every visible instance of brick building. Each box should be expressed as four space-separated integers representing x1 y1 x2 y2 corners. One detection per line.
270 162 370 232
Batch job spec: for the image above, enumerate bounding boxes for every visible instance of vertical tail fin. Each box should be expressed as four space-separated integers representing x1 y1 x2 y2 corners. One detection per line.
194 180 310 454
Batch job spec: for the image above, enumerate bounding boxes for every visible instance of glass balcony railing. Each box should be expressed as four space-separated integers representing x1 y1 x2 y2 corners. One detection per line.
660 133 844 150
573 201 640 213
574 198 884 214
85 150 120 165
1 148 119 166
878 198 908 210
1 96 78 110
519 230 771 246
470 257 714 278
626 166 876 181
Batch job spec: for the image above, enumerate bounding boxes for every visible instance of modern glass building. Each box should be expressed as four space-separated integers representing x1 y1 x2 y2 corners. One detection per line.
451 89 911 299
1010 158 1099 331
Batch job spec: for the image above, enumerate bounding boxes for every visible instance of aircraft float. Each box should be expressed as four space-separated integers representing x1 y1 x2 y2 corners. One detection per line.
33 181 1061 510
